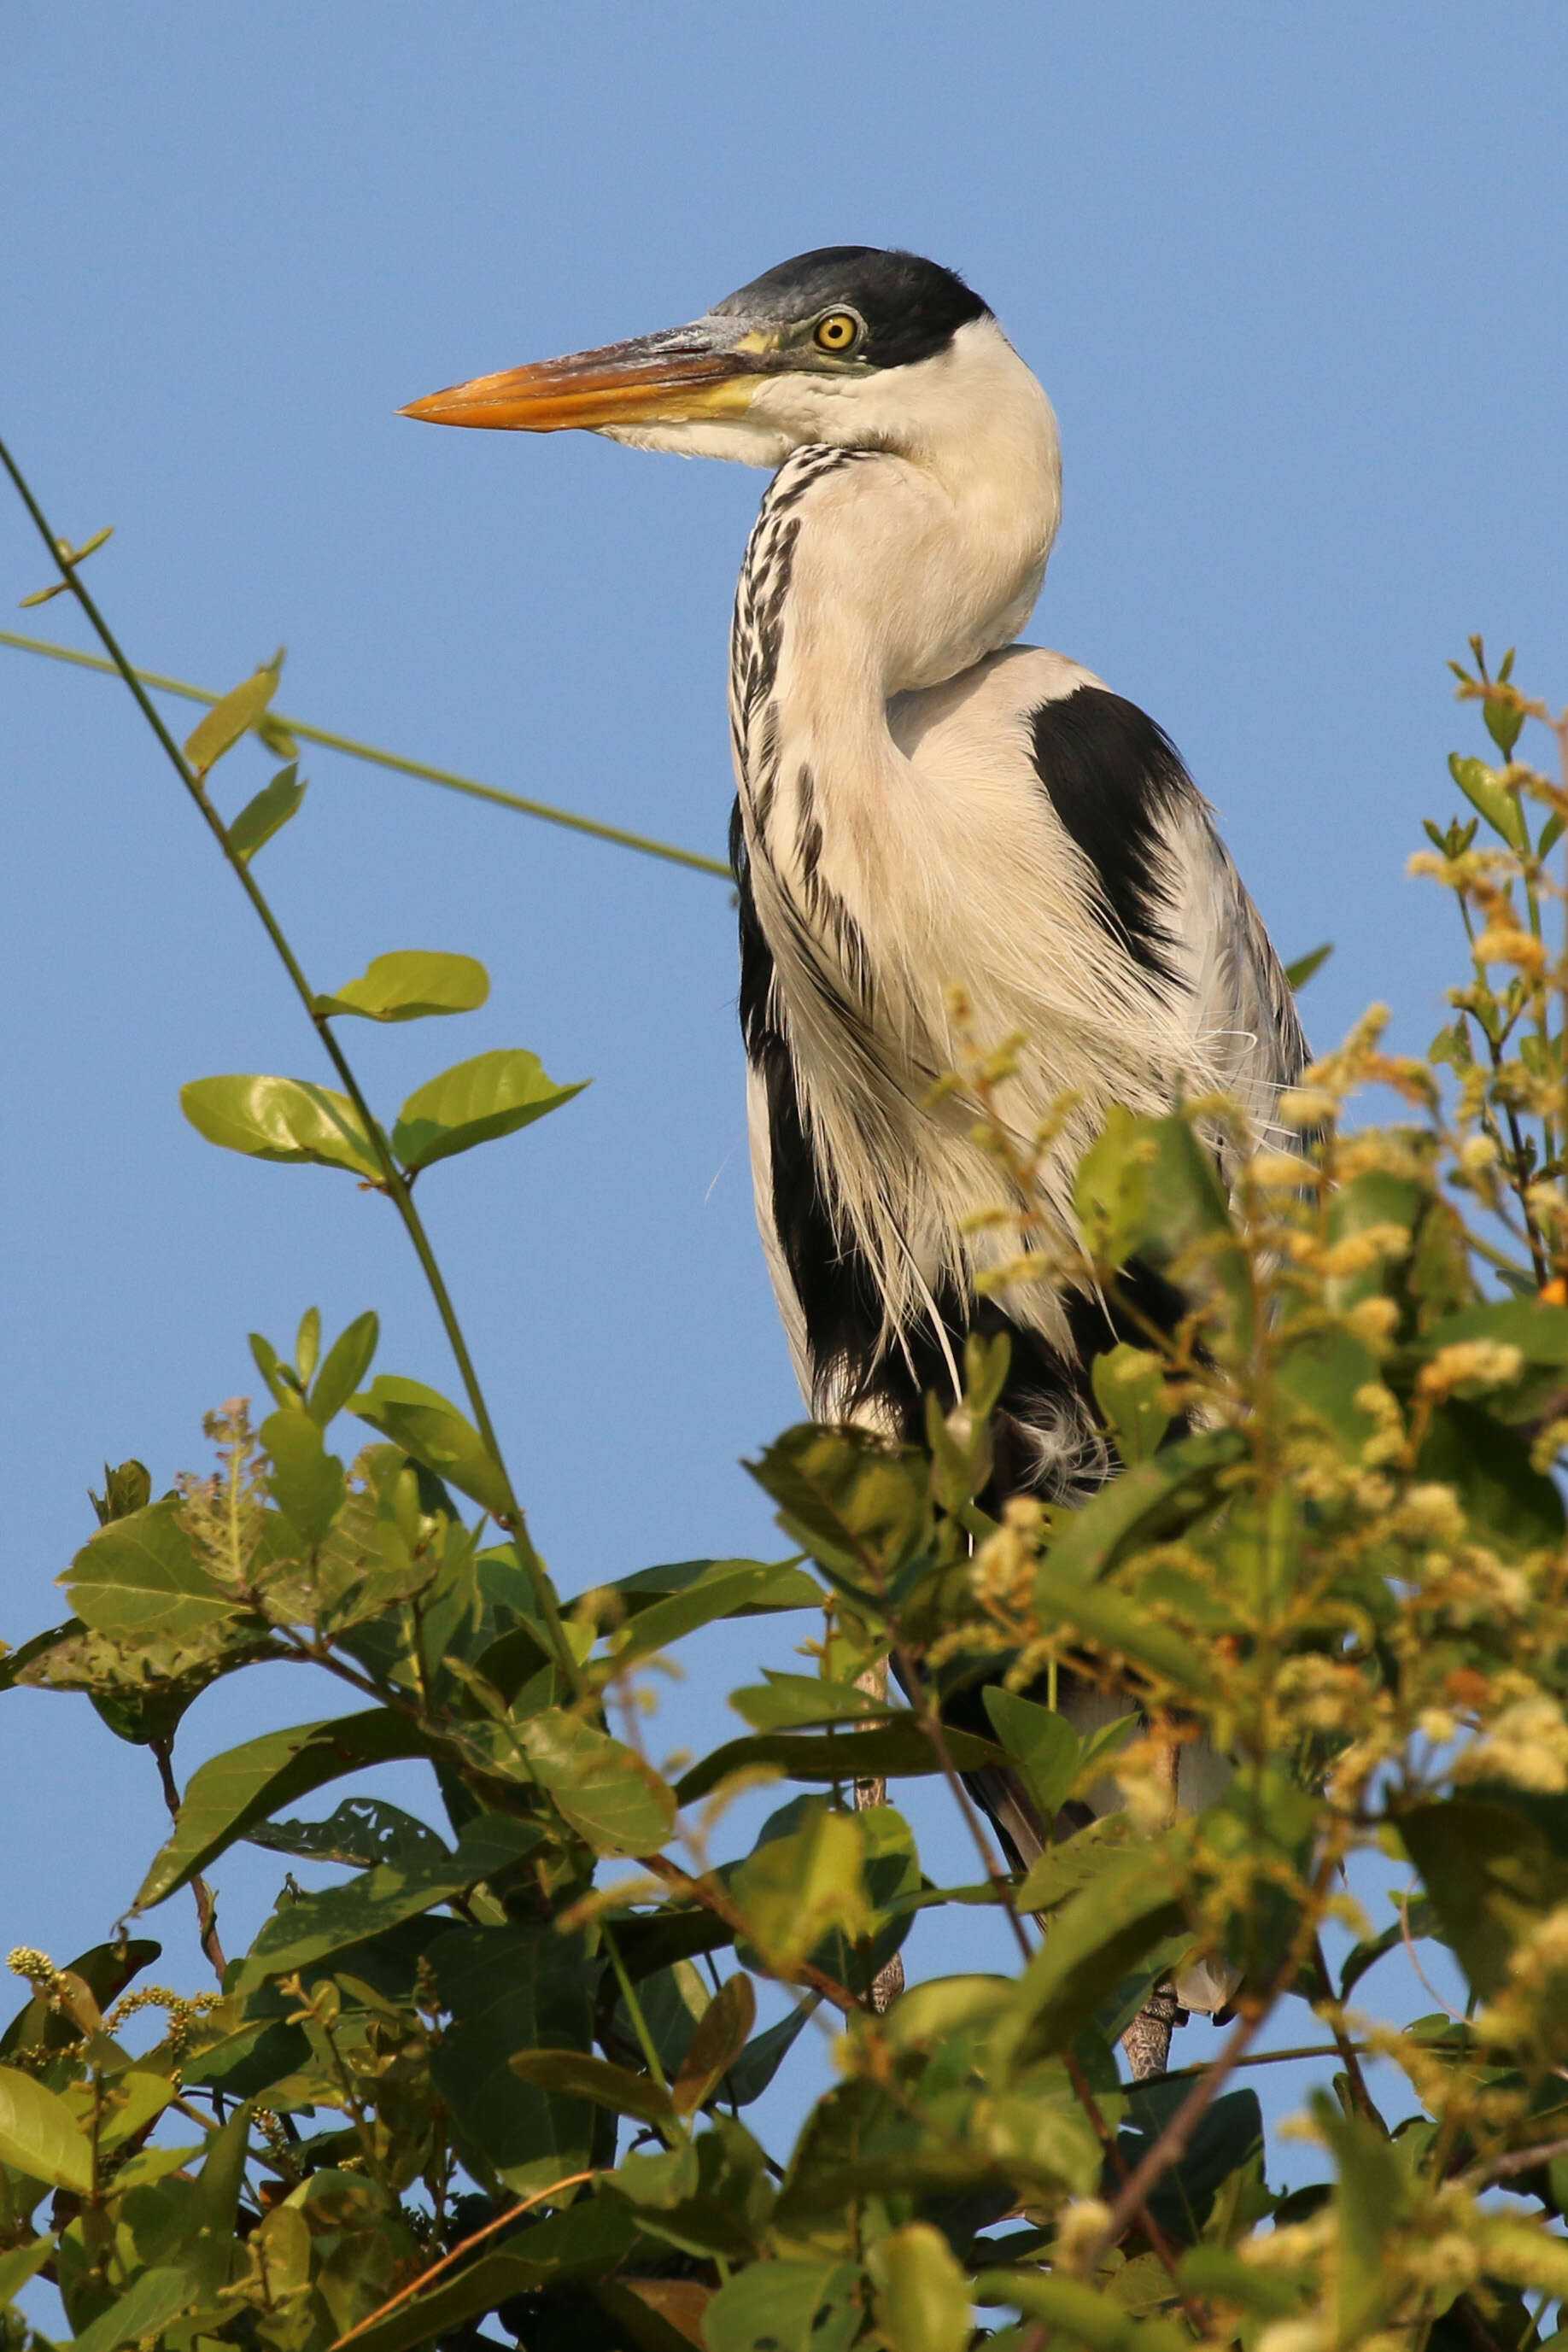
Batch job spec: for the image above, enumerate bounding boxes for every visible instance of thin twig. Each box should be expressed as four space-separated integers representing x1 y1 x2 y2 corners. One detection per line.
149 1738 226 1984
327 2168 595 2349
1460 2133 1568 2190
0 435 582 1700
0 626 731 880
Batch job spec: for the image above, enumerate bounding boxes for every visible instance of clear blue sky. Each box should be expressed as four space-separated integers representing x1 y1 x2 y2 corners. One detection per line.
2 2 1562 2140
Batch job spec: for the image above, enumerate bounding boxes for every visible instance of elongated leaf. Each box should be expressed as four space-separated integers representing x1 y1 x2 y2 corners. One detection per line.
235 1813 542 1990
317 949 489 1022
137 1707 448 1907
1042 1427 1247 1587
1449 751 1527 851
675 1718 1003 1805
1032 1563 1217 1696
1401 1794 1568 1999
517 1711 676 1855
976 2271 1186 2351
65 1501 240 1642
71 2267 194 2352
1091 1343 1171 1466
0 2064 92 2191
181 1074 382 1180
609 1557 823 1619
348 1374 511 1518
614 1562 825 1667
1284 942 1333 991
308 1309 379 1428
724 1999 816 2106
0 2238 54 2310
510 2050 674 2127
393 1048 586 1174
868 2223 972 2352
262 1409 345 1545
431 1923 596 2190
992 1837 1187 2070
982 1688 1079 1823
747 1425 929 1600
184 656 279 775
673 1973 756 2115
245 1795 448 1872
225 763 305 861
730 1671 892 1732
703 2261 860 2352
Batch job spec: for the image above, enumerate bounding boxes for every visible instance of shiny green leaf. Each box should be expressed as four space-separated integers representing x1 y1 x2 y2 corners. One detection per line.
136 1707 447 1906
348 1373 511 1518
1283 942 1333 991
245 1795 448 1872
65 1501 240 1642
516 1710 676 1855
317 949 490 1022
868 2223 972 2352
71 2267 194 2352
431 1923 596 2191
0 2064 92 2191
1041 1427 1246 1587
0 2238 54 2311
234 1813 542 1990
261 1408 345 1545
981 1687 1079 1825
992 1836 1186 2070
392 1047 585 1174
1033 1560 1218 1695
184 654 280 775
1091 1343 1172 1465
180 1073 382 1180
610 1555 823 1620
307 1308 379 1427
730 1670 892 1731
672 1971 755 2115
510 2049 674 2127
1449 751 1526 851
675 1717 1003 1805
225 762 305 861
614 1562 825 1668
702 2260 859 2352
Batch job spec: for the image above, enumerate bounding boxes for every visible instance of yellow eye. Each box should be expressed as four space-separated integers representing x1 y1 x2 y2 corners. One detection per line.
813 310 861 354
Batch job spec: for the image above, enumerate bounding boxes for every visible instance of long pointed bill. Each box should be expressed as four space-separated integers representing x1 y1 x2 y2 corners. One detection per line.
401 325 765 433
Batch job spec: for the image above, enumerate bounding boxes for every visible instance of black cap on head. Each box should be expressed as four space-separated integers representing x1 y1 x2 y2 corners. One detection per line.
712 246 992 369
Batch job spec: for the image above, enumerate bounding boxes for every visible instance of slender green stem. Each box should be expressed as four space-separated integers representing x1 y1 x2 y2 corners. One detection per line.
0 625 732 880
0 432 582 1697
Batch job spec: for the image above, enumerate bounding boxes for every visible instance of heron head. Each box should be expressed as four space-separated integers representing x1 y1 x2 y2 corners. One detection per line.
401 247 1006 467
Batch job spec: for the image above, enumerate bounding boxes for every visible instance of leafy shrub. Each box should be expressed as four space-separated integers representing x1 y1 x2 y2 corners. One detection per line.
8 450 1568 2350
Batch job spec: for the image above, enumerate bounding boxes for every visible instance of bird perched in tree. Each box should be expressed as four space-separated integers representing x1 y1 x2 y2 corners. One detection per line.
406 247 1305 2059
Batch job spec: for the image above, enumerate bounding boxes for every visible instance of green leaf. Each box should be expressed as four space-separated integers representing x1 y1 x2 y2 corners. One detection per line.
992 1837 1186 2070
976 2270 1186 2351
0 2063 93 2191
609 1555 823 1619
1449 751 1527 851
724 2000 816 2106
430 1923 597 2191
674 1718 1003 1806
262 1409 345 1546
1032 1562 1218 1696
1015 1814 1136 1916
0 2238 54 2311
0 1618 85 1694
348 1374 511 1518
613 1562 826 1668
982 1688 1079 1825
307 1309 379 1428
180 1074 382 1181
868 2223 972 2352
732 1806 870 1974
1483 693 1527 760
183 653 281 775
730 1671 892 1732
672 1972 755 2115
392 1047 586 1174
245 1795 448 1871
71 2266 194 2352
234 1813 543 1990
0 1938 161 2057
1091 1343 1172 1466
317 949 490 1023
225 763 305 861
509 2050 674 2127
702 2260 859 2352
65 1501 240 1642
1401 1793 1568 1999
1316 2093 1408 2342
746 1425 929 1603
1039 1427 1246 1586
1283 942 1334 992
136 1707 448 1907
515 1711 676 1856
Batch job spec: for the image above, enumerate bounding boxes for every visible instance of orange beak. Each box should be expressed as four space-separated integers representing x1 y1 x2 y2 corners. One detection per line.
400 325 764 434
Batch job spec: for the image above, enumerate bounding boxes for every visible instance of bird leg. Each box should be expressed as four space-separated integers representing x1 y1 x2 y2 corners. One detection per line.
854 1660 905 2013
1120 1718 1185 2080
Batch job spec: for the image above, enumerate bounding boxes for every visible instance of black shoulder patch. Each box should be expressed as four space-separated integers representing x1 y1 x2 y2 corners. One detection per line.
1028 686 1192 983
